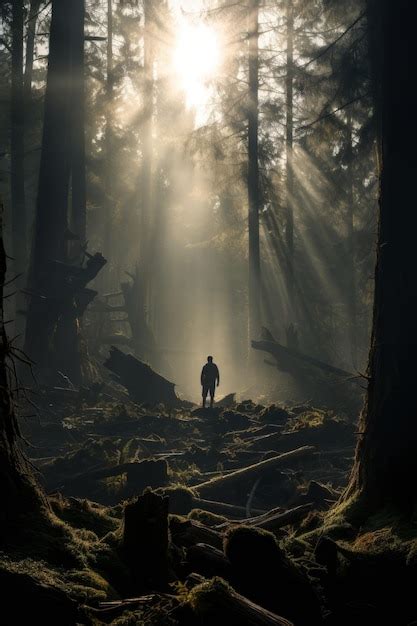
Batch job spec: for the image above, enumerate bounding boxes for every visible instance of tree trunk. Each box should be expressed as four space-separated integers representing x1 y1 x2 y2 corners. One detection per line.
285 0 295 319
11 0 27 338
0 205 44 537
24 0 96 383
248 0 261 343
103 0 113 282
24 0 73 372
345 0 417 513
24 0 41 105
140 0 154 321
345 111 357 369
70 0 86 247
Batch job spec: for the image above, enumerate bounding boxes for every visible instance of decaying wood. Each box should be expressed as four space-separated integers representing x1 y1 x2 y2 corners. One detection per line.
48 459 168 497
123 490 169 589
194 446 315 499
217 503 312 531
252 328 357 381
104 346 179 405
189 577 294 626
195 497 265 519
170 516 223 550
186 543 232 580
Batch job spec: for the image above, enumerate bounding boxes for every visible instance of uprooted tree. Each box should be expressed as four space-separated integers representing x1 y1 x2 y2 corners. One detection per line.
343 0 417 514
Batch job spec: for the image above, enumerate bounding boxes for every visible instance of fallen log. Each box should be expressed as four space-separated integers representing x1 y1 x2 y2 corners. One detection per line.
194 446 315 499
251 336 357 381
104 346 179 406
196 497 265 519
188 577 294 626
170 516 223 550
49 459 168 495
186 543 232 580
217 503 312 532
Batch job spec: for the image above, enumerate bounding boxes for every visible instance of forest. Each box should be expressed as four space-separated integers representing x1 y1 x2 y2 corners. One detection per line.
0 0 415 624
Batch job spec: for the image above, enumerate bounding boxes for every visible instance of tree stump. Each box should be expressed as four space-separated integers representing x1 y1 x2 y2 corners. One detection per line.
122 490 169 590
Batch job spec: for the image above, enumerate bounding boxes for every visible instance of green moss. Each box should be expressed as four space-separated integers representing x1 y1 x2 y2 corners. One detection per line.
156 485 195 515
51 495 120 538
188 576 232 614
188 509 227 526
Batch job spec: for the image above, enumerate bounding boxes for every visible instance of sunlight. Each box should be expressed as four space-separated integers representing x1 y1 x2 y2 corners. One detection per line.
173 21 221 118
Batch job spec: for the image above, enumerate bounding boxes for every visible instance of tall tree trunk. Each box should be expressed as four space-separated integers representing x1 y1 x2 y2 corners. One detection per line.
23 0 41 105
248 0 261 342
0 204 44 535
24 0 73 370
345 111 357 369
70 0 86 247
285 0 295 319
139 0 154 328
103 0 113 280
11 0 27 339
345 0 417 513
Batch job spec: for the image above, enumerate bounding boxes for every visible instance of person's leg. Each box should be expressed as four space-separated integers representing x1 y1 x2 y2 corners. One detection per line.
209 383 215 408
202 386 208 408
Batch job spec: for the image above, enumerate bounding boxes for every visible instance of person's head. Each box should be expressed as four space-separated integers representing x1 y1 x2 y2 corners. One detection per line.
207 355 213 363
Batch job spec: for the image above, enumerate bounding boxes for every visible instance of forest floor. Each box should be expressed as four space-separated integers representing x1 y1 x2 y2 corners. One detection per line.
2 372 417 625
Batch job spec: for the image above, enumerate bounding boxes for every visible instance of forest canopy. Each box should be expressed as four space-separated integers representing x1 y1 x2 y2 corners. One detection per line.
0 0 376 404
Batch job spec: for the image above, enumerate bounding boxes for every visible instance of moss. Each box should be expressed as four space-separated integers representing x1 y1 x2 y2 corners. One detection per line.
168 462 201 485
156 485 195 515
188 509 227 527
51 495 120 537
188 576 232 614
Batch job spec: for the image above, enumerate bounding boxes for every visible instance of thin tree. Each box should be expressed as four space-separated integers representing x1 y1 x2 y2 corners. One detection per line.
103 0 113 274
70 0 87 245
10 0 27 337
23 0 41 105
285 0 295 317
140 0 155 321
345 110 357 369
248 0 261 342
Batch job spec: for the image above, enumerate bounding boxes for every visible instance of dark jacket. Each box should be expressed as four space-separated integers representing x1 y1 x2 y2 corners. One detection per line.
201 362 220 386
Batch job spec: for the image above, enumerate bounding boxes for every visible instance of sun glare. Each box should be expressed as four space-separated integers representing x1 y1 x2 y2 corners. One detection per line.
173 22 220 120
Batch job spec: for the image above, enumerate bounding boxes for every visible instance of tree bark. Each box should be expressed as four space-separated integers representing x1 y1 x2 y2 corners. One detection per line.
70 0 86 246
140 0 154 319
0 205 44 537
11 0 27 338
24 0 41 105
24 0 96 380
103 0 113 280
345 0 417 513
285 0 295 317
248 0 261 343
345 110 357 369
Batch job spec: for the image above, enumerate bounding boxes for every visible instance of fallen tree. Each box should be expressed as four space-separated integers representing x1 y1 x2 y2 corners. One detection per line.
189 577 294 626
104 346 179 406
194 446 315 500
252 328 356 381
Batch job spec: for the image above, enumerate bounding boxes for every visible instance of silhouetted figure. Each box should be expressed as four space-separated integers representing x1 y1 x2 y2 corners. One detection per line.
201 356 220 408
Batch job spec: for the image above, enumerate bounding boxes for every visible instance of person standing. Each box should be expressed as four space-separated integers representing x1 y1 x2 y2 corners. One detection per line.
200 356 220 408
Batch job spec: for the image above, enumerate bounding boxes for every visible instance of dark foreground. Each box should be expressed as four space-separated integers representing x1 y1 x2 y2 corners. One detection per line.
2 382 416 626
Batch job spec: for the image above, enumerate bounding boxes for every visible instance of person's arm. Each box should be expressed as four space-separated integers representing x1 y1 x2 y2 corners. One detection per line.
201 366 205 386
216 365 220 386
